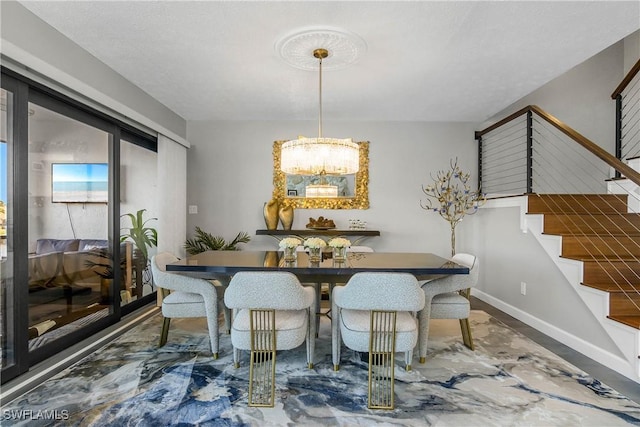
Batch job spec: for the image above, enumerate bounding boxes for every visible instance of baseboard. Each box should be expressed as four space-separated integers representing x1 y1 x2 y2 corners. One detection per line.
472 289 638 383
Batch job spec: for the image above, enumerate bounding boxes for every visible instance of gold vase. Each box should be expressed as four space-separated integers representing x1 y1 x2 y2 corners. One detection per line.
278 205 294 230
263 199 279 230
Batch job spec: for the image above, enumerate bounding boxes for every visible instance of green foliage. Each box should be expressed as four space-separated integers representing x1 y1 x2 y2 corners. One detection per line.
84 247 127 279
120 209 158 265
184 227 251 255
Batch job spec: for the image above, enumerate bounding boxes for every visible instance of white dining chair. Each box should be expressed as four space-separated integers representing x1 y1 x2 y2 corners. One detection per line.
332 272 424 409
418 253 479 363
224 271 316 406
151 253 224 358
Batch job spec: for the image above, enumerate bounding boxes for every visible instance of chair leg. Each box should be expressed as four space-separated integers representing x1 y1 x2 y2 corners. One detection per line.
460 317 474 350
368 310 396 410
159 317 170 347
315 283 321 337
248 309 276 407
307 307 315 369
331 302 341 371
233 347 241 368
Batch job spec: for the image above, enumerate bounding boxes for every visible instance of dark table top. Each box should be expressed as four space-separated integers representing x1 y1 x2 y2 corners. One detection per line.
166 250 468 282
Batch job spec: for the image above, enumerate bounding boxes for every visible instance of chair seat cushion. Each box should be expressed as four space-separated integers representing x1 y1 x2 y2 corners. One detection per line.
339 309 418 352
231 308 308 351
162 291 207 318
431 292 470 319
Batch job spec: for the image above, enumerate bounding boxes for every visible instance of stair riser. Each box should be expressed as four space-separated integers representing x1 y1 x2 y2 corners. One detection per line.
543 214 640 235
609 292 640 316
528 194 628 214
561 236 640 257
583 261 640 288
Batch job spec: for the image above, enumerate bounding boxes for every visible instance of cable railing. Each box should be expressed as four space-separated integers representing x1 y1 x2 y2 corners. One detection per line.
476 105 640 329
613 59 640 162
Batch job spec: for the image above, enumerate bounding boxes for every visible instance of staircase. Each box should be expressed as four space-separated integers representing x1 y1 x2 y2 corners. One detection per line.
527 193 640 330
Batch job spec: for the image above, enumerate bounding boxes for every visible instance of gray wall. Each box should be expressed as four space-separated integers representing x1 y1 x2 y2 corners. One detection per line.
186 120 478 256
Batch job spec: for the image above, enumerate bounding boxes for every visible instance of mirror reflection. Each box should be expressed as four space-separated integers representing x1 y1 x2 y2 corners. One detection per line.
272 140 369 209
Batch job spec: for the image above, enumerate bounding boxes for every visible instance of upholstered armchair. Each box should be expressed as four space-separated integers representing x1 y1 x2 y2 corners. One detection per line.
224 271 316 368
151 253 223 358
331 272 425 409
224 271 316 407
418 253 479 363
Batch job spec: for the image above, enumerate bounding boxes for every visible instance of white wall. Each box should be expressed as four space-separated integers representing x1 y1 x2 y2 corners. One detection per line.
28 116 109 251
186 120 478 256
483 40 624 154
623 29 640 73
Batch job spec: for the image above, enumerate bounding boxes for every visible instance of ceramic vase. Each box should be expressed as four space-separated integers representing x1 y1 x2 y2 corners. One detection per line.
263 199 279 230
278 205 294 230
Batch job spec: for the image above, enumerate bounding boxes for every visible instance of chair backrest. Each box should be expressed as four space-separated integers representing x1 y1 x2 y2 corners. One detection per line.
224 271 311 310
452 253 479 287
335 272 425 311
153 252 179 272
347 246 374 252
421 253 479 297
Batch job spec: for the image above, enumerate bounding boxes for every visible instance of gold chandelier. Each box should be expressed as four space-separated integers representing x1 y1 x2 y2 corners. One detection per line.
280 48 360 176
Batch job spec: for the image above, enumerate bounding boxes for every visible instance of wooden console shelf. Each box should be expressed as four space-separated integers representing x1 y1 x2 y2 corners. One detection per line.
256 229 380 245
256 229 380 237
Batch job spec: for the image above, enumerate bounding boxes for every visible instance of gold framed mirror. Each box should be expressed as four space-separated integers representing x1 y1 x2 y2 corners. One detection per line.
272 140 369 209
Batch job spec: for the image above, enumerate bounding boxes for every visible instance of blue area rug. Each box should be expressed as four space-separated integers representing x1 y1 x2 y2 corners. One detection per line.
4 311 640 426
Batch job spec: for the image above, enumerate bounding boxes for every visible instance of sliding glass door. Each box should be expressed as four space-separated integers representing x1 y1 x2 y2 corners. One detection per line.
1 86 17 376
26 101 113 352
1 69 158 383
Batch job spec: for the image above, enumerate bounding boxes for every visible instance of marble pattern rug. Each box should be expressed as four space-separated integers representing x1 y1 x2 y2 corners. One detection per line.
3 311 640 426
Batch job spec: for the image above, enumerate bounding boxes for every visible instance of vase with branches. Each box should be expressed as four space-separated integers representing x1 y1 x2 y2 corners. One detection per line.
421 158 485 256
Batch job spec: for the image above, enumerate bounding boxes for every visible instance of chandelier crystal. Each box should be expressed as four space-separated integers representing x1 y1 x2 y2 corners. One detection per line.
281 48 360 176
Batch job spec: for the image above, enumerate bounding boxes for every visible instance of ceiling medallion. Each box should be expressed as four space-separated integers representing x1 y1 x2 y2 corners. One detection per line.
275 26 367 71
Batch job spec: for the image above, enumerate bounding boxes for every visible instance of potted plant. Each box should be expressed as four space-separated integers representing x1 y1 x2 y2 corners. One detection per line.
184 227 250 255
84 247 128 303
120 209 157 297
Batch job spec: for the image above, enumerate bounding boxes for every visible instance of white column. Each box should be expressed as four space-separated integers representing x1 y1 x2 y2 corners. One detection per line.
157 134 188 258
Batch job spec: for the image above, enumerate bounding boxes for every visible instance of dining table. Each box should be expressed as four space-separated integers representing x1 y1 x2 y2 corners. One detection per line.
165 250 469 283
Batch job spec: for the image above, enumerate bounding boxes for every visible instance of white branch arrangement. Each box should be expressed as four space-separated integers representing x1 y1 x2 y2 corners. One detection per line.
421 158 485 256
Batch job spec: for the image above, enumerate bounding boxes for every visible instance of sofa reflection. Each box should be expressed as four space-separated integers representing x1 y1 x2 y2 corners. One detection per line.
27 238 133 338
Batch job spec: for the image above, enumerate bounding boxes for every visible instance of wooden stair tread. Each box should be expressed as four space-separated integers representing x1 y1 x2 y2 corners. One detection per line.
539 213 640 236
533 194 640 330
607 315 640 329
561 255 639 262
582 282 640 292
528 194 628 214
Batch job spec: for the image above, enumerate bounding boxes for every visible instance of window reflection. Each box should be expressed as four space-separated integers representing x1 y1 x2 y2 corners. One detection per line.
119 139 158 305
27 103 110 350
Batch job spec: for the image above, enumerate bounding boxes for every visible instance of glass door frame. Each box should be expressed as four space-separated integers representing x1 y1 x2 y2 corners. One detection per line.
1 73 30 381
1 67 158 383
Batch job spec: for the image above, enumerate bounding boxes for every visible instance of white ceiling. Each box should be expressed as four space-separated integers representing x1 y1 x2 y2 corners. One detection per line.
19 1 640 123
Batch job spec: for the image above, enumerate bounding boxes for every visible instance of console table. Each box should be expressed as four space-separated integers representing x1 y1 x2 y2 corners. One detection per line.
256 229 380 245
